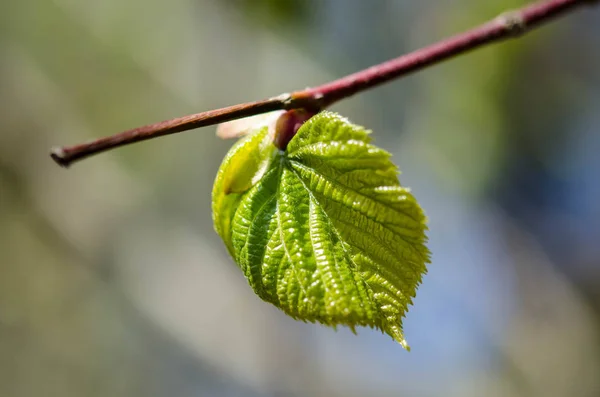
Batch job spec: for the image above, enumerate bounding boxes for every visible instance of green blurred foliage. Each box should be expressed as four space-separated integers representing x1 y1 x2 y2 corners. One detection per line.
225 0 309 26
1 0 599 396
406 0 528 196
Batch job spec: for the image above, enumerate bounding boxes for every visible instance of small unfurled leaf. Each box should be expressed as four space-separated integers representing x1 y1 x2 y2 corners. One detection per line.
212 111 430 348
216 110 284 140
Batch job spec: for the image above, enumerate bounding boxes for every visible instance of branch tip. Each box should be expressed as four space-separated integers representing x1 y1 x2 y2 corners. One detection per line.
50 147 70 168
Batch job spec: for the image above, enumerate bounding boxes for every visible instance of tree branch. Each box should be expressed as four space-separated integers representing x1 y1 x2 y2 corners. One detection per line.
51 0 597 167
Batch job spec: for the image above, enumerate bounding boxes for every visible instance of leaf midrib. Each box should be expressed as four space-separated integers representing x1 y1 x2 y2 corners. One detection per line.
284 158 377 316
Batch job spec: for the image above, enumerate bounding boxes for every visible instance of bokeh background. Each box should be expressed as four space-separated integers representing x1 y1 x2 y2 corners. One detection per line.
1 0 599 396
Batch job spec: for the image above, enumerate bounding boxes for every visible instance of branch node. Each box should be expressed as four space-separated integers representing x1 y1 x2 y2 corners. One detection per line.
272 92 292 105
497 11 527 37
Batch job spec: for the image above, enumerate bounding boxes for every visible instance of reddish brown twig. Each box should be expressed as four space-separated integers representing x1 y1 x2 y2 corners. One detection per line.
51 0 597 167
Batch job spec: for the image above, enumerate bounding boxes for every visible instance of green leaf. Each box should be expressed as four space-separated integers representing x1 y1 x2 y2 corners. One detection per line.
212 111 430 348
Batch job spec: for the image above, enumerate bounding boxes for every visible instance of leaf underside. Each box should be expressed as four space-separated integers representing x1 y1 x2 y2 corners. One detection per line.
212 111 430 348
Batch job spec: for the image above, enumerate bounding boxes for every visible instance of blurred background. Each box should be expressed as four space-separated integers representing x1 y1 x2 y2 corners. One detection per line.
1 0 599 396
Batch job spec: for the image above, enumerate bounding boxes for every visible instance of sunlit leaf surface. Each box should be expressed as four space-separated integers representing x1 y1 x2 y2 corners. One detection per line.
213 111 430 348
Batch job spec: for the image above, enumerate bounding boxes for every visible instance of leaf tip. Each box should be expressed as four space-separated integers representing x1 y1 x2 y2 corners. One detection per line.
401 340 411 351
